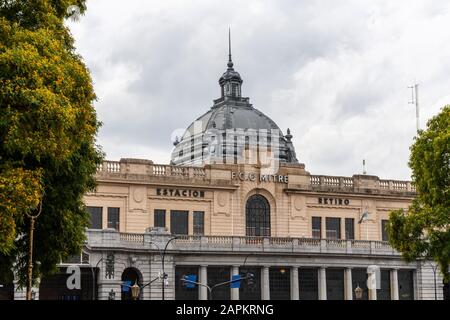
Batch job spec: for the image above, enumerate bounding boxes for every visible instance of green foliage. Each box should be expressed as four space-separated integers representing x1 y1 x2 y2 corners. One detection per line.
388 105 450 281
0 0 103 286
0 167 43 253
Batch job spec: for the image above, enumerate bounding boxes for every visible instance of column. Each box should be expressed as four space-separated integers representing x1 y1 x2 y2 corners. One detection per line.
261 266 270 300
318 267 327 300
390 269 399 300
199 265 208 300
368 287 377 300
231 265 239 300
344 268 353 300
291 266 299 300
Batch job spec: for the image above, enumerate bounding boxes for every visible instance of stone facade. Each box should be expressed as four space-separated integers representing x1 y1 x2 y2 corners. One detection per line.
5 158 444 300
87 159 415 238
70 158 443 300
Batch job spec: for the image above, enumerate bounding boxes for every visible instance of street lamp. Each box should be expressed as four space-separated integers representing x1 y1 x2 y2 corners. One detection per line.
148 236 178 300
25 195 43 300
161 236 178 300
123 275 161 300
130 281 140 300
354 284 363 300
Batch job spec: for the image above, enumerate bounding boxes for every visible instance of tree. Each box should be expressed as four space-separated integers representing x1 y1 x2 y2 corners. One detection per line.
387 105 450 282
0 0 103 288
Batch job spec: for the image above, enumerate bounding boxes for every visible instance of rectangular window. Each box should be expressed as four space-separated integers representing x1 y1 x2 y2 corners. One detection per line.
378 269 391 300
193 211 204 235
312 217 322 239
154 209 166 228
326 217 341 239
345 218 354 240
269 267 291 300
398 270 414 300
326 268 345 300
86 206 102 229
299 268 319 300
239 266 261 300
208 266 230 300
175 266 199 300
170 210 188 235
231 84 237 96
107 207 120 230
352 269 368 300
381 220 389 241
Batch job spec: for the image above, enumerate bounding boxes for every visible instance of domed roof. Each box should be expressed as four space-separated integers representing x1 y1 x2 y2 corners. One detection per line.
172 101 299 166
171 31 298 166
181 105 281 140
219 66 242 85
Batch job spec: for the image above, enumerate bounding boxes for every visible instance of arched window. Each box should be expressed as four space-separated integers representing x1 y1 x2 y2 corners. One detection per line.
246 194 271 237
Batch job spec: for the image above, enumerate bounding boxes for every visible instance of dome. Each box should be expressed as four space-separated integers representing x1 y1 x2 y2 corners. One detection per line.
182 105 281 139
171 101 298 166
219 68 242 85
170 34 298 166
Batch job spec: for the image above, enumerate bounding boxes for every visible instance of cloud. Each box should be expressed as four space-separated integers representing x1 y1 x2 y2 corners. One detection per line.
68 0 450 179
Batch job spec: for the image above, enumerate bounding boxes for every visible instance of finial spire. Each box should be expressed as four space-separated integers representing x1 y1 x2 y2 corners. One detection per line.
227 28 233 69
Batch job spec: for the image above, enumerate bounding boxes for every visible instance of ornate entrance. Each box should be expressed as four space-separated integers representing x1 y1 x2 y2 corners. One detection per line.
121 267 143 300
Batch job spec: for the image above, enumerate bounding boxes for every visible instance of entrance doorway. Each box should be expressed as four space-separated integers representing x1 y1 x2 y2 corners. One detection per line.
121 267 143 300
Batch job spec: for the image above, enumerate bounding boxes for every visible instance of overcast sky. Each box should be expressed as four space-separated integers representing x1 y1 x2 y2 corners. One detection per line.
68 0 450 180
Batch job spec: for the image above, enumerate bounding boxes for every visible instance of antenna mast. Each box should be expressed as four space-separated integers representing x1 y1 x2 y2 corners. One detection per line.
408 83 420 133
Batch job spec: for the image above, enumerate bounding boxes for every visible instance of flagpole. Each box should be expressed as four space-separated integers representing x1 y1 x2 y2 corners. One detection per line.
366 223 368 241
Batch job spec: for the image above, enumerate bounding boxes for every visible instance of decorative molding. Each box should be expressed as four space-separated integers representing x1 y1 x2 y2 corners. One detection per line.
85 193 128 199
133 187 145 203
293 197 304 211
148 196 212 203
218 192 228 207
307 204 360 210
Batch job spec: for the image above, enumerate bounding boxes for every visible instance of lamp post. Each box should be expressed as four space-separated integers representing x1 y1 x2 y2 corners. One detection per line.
149 236 178 300
123 276 161 300
161 236 178 300
422 260 439 300
88 257 103 300
25 197 43 300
